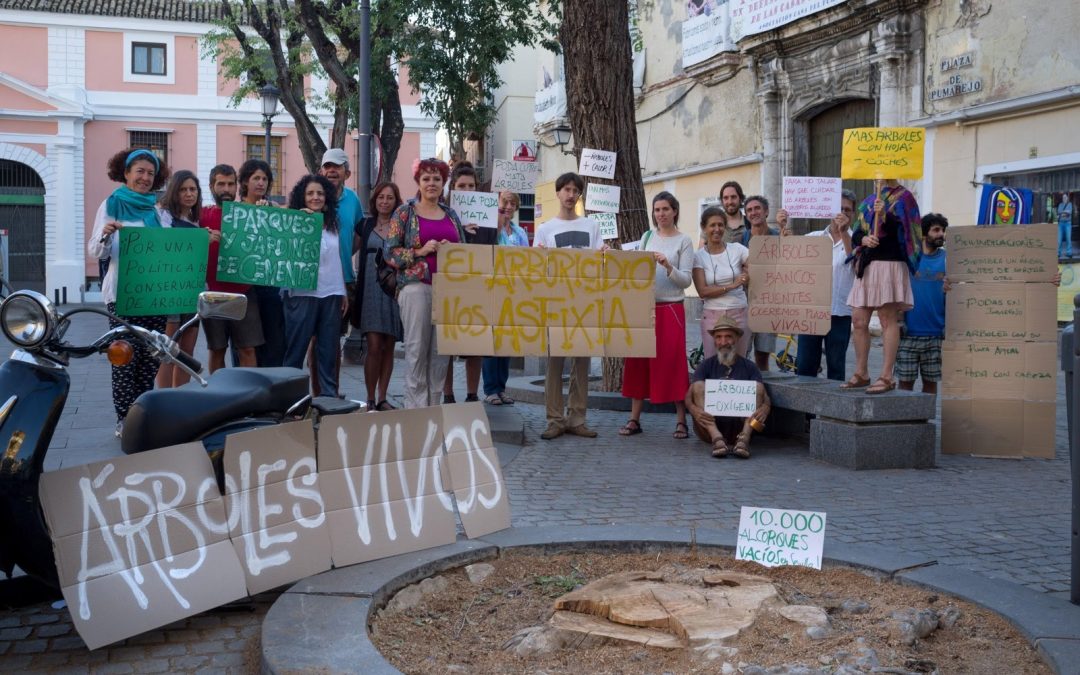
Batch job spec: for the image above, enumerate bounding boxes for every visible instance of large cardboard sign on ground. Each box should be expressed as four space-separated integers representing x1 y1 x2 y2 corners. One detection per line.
840 127 925 180
116 228 209 316
747 236 832 335
39 404 509 649
941 224 1058 458
217 201 323 290
432 244 656 357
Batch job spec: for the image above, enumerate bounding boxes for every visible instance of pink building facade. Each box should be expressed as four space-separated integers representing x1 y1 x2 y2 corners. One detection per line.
0 2 436 299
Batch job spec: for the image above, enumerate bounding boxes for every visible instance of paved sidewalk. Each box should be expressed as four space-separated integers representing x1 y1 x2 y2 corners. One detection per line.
0 307 1075 672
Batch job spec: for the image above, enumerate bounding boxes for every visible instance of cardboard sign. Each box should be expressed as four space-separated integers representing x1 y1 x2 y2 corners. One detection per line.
781 176 843 220
217 201 323 290
703 379 758 417
840 127 925 180
941 223 1057 458
433 244 656 357
450 191 500 229
585 184 620 214
747 236 832 335
736 506 826 569
578 148 616 180
1058 262 1080 322
39 406 509 648
115 228 209 316
593 213 618 240
944 283 1056 343
945 224 1058 283
38 443 249 650
490 159 540 193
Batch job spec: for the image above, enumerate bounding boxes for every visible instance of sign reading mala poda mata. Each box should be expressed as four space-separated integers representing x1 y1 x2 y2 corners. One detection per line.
747 236 832 335
736 506 826 569
941 224 1058 458
38 404 510 649
840 127 925 180
217 201 322 290
116 227 209 316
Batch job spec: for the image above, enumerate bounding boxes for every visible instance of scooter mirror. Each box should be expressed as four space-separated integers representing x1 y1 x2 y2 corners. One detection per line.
197 292 247 321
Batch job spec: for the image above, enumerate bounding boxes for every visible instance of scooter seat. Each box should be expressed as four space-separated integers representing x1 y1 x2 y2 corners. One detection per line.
121 367 310 454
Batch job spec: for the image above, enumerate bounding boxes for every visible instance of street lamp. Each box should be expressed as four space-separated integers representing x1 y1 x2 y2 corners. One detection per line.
258 83 280 165
552 123 574 155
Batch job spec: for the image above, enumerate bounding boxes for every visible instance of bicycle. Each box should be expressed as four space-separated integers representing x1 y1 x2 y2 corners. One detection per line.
774 333 797 373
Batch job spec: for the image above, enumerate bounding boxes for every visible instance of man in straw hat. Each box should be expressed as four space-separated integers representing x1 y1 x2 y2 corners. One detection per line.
685 315 771 459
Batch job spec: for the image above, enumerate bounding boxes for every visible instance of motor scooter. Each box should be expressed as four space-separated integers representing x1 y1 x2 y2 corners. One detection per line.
0 286 359 587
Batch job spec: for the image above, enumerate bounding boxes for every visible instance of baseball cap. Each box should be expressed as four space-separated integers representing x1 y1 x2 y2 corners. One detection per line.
321 148 349 166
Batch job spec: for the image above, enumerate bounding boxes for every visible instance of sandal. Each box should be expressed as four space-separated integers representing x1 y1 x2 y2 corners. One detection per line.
497 392 515 405
711 437 729 458
376 400 396 411
866 376 896 395
366 399 376 412
733 434 751 459
443 393 456 404
485 394 504 406
619 419 643 436
673 422 689 439
840 374 871 389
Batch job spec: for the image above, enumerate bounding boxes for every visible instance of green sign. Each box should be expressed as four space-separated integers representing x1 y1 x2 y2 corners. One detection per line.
217 201 323 290
116 227 209 316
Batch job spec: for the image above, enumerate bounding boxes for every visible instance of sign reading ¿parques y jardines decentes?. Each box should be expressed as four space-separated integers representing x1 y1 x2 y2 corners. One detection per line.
216 201 323 290
38 404 510 649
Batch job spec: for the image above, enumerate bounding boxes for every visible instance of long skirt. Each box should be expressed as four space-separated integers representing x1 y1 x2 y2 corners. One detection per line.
622 302 689 404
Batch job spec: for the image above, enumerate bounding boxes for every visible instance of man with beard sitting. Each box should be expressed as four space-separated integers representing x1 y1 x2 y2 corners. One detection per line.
685 316 771 459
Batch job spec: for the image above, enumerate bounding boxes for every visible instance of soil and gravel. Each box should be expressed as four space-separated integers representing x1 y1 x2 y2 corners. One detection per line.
369 550 1051 675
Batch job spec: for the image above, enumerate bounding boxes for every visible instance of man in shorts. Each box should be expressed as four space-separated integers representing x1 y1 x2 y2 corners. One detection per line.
200 164 265 372
897 213 947 394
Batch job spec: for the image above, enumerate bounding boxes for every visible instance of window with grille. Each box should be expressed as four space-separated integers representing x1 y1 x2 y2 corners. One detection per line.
132 42 167 76
518 193 536 239
128 130 169 171
245 136 283 197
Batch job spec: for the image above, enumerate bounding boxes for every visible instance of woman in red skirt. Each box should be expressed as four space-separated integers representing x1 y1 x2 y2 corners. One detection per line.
620 192 695 439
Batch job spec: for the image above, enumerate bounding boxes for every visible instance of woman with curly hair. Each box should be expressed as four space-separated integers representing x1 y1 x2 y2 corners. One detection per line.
154 169 204 388
87 148 171 437
384 157 466 408
283 174 348 397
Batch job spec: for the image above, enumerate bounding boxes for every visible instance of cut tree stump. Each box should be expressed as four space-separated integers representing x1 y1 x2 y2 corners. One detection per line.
549 569 783 649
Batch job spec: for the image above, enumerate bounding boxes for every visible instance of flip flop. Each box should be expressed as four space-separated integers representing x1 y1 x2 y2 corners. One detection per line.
840 374 871 389
619 419 643 436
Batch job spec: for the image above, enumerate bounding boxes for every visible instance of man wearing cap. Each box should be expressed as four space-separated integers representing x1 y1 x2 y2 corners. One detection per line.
685 315 771 459
314 148 364 393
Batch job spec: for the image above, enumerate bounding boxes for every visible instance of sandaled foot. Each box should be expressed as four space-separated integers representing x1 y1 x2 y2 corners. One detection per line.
465 393 479 403
497 392 515 405
733 434 751 459
866 376 896 395
673 422 689 439
485 394 504 406
366 399 376 412
376 400 396 411
840 374 871 389
711 437 729 458
619 419 643 436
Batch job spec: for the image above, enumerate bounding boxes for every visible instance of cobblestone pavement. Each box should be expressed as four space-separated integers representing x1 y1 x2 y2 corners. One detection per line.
0 307 1074 672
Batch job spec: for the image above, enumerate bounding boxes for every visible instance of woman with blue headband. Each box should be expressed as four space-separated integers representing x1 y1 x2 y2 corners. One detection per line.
87 147 172 438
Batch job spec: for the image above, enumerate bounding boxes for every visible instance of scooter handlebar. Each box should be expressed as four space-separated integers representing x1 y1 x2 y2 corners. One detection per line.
174 350 203 375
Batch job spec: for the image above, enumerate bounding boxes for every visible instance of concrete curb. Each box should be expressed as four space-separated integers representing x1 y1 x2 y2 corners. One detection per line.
260 526 1077 674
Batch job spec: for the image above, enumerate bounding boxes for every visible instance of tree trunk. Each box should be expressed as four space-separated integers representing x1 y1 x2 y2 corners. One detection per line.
560 0 647 392
376 58 404 184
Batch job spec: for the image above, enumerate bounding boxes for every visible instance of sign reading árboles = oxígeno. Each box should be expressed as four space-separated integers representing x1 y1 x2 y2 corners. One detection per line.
217 201 323 290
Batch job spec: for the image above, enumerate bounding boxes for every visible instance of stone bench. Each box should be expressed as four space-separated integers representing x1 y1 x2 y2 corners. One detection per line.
761 372 937 470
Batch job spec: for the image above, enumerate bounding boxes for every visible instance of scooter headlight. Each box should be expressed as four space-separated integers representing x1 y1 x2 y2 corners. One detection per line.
0 290 56 348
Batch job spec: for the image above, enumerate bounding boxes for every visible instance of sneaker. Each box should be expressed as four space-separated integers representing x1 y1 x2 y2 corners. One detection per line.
115 420 124 438
565 424 598 438
540 423 565 440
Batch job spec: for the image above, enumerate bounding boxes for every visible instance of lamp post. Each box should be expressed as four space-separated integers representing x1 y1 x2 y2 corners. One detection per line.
258 84 281 166
552 123 574 155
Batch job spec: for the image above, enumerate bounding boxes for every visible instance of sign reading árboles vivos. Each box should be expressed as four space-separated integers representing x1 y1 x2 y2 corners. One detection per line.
38 404 510 649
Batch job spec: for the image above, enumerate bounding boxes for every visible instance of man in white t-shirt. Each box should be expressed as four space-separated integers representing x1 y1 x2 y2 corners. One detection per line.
533 172 603 440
